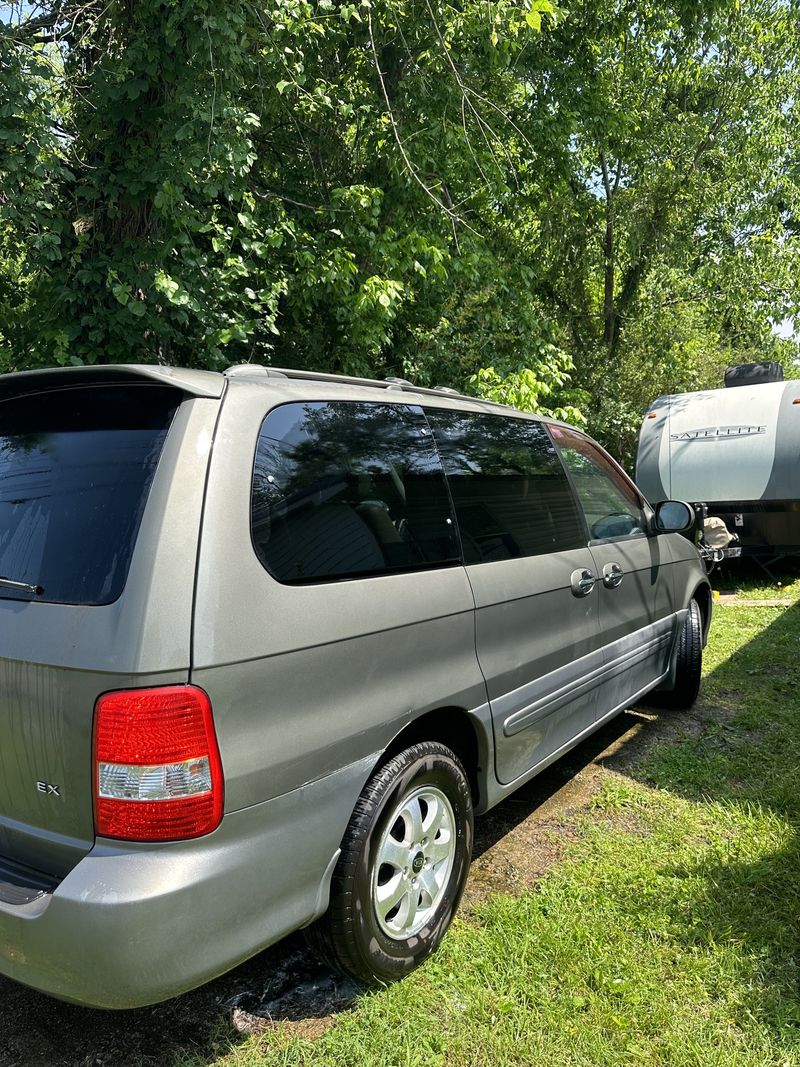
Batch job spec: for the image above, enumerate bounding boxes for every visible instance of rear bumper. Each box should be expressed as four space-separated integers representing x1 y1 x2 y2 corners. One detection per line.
0 754 375 1009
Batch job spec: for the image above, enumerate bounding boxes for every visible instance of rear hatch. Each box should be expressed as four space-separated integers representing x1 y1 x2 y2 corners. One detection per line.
0 370 220 880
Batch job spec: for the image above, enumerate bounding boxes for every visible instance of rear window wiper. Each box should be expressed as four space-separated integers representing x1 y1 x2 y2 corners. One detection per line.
0 576 44 596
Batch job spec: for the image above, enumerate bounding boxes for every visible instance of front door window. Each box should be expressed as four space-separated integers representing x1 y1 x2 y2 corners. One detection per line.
549 426 647 542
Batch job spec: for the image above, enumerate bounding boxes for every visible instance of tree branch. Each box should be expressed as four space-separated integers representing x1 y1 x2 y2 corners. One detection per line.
4 0 98 38
367 9 477 234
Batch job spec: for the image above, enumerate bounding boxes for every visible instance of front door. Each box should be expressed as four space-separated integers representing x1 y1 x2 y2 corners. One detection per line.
550 426 677 716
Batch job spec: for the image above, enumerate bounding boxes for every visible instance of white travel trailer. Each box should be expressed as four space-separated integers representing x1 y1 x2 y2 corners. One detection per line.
636 363 800 561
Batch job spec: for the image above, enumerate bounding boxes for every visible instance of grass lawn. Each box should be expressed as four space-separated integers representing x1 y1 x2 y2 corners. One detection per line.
710 557 800 600
195 593 800 1067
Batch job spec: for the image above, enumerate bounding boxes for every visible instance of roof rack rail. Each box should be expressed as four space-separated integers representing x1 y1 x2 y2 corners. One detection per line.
221 363 512 411
235 365 426 394
223 364 288 379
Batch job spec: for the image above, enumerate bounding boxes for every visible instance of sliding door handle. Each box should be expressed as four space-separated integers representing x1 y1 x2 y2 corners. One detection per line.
570 568 596 597
602 562 624 588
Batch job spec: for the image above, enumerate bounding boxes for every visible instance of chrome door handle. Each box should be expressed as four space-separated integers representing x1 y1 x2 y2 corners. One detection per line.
602 562 624 588
570 568 596 597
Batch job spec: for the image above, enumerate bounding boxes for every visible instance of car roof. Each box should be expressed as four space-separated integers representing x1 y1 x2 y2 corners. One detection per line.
0 362 573 427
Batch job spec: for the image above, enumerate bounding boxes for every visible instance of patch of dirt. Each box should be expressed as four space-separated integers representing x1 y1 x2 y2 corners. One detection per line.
463 693 738 909
0 935 316 1067
466 772 597 905
226 949 359 1041
708 687 742 707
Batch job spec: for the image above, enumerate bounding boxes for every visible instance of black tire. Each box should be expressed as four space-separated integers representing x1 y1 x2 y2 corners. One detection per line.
654 598 703 710
306 741 473 985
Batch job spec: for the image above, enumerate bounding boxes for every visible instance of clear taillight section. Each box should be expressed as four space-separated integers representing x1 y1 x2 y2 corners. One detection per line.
93 686 223 841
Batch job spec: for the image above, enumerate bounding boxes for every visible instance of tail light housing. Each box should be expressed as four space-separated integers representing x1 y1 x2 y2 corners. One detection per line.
93 685 223 841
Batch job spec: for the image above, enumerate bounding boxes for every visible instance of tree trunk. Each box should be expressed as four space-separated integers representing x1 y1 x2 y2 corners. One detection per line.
599 152 616 350
603 201 615 348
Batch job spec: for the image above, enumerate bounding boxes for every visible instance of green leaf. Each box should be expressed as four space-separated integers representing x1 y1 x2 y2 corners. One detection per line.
111 282 131 306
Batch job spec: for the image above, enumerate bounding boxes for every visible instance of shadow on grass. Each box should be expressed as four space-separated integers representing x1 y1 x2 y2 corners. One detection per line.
606 598 800 1043
472 711 643 863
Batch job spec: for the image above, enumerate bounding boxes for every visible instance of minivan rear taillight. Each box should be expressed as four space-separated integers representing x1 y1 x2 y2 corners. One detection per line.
93 686 223 841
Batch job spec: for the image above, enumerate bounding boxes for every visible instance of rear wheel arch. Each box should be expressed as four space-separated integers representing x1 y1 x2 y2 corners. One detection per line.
308 739 474 984
377 705 488 810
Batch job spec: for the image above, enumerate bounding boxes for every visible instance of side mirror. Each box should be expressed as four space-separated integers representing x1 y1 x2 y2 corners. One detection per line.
654 500 695 533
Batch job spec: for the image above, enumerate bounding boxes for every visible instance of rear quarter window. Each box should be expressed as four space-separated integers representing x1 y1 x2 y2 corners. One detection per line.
251 401 460 583
0 383 180 605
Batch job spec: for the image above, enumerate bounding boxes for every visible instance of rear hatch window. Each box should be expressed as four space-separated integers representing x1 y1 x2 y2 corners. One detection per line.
0 383 180 605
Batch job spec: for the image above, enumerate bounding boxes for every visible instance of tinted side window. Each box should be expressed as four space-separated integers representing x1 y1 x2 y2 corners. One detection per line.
426 410 585 563
549 425 647 541
0 384 179 605
251 402 460 583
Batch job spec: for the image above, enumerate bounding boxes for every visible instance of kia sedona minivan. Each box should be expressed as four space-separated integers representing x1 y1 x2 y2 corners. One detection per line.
0 364 711 1008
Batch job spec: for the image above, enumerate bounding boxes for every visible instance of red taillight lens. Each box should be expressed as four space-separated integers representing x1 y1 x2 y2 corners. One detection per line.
93 686 223 841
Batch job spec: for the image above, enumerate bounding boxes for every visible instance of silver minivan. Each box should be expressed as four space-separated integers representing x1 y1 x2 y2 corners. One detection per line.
0 364 711 1008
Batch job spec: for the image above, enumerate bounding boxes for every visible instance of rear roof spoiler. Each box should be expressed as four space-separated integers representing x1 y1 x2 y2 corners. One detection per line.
0 364 224 401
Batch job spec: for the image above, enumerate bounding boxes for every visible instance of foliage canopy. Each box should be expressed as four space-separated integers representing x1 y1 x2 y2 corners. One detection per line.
2 0 799 460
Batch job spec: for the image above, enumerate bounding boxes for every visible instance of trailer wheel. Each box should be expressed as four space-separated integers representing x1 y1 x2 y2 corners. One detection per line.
654 599 702 710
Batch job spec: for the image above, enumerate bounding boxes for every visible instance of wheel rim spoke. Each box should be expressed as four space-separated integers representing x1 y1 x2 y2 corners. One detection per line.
376 872 409 918
418 867 439 907
407 796 425 843
401 886 419 932
427 834 452 866
422 794 447 839
377 835 409 870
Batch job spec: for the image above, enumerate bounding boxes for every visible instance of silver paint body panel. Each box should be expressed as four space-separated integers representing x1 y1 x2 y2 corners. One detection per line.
465 547 601 785
0 397 217 877
0 754 376 1008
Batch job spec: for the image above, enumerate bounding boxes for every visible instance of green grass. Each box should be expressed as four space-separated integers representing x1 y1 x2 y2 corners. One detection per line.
722 576 800 601
199 595 800 1067
710 558 800 600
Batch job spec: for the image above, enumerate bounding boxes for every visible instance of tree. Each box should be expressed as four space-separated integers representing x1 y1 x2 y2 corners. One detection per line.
0 0 574 403
516 0 800 461
2 0 800 463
